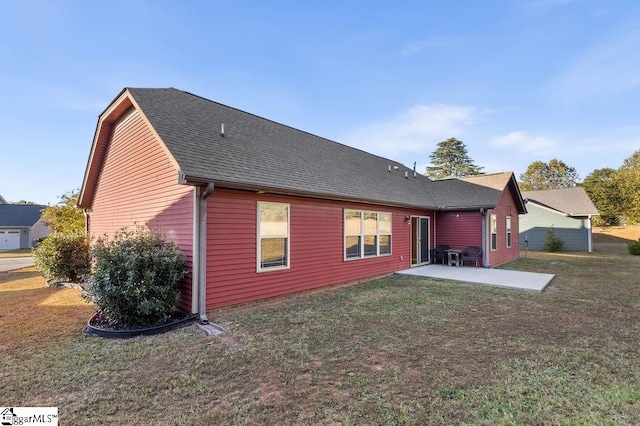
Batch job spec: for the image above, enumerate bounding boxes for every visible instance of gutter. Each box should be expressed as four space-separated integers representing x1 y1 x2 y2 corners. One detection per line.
195 183 225 336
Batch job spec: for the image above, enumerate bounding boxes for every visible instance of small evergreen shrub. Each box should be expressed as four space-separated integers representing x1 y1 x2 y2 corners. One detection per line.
628 239 640 255
33 232 90 282
544 227 564 252
84 227 187 327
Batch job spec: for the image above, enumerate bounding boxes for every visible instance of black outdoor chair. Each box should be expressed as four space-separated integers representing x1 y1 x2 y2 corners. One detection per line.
430 244 450 264
461 246 482 268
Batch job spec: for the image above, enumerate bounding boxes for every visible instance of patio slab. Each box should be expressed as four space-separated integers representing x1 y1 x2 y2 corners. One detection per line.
395 264 554 292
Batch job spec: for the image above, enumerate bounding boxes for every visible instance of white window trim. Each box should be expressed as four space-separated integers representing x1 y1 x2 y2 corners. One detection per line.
490 214 498 252
257 202 290 272
506 216 512 248
344 210 392 261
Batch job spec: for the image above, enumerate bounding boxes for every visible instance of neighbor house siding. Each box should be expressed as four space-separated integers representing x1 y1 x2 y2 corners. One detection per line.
205 188 432 309
519 204 589 251
486 189 520 266
87 108 194 309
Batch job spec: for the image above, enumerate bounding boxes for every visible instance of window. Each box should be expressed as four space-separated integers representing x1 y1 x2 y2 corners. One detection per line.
490 214 497 251
258 202 289 271
506 216 512 248
344 210 392 259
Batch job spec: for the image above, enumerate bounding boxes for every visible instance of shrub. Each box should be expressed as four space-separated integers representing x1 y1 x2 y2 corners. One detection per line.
33 232 90 282
628 239 640 255
84 227 187 327
544 227 564 252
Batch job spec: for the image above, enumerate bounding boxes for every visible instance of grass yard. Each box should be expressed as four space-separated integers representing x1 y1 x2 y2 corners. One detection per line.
1 240 639 425
0 248 33 258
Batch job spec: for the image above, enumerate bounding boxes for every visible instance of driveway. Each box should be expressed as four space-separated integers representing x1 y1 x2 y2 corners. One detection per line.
0 257 35 272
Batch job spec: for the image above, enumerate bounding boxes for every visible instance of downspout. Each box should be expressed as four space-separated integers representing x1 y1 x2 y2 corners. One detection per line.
587 215 593 253
195 182 224 335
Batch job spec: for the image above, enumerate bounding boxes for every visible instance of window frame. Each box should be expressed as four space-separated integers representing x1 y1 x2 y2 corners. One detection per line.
257 201 290 272
506 216 512 248
490 214 498 252
344 209 392 260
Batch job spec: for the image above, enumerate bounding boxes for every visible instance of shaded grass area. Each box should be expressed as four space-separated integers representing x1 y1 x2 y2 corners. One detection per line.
0 248 33 258
1 246 639 424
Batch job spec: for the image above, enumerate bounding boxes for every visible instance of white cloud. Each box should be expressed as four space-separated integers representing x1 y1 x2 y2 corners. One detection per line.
489 131 558 154
550 28 640 100
343 104 484 158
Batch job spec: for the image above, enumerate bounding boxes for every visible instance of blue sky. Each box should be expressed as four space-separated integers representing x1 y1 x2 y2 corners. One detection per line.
1 0 639 205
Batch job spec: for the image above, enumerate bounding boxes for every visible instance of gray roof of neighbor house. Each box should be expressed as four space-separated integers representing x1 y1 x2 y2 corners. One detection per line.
430 172 527 213
522 187 599 216
0 204 46 227
0 194 7 204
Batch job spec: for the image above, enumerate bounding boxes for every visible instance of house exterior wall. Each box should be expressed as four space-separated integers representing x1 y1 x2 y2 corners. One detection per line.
519 203 590 251
435 189 520 267
486 188 521 266
31 219 50 246
435 210 483 251
205 188 433 309
87 108 194 309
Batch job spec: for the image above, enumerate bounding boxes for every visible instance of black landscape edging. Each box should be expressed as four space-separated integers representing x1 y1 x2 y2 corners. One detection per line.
84 312 198 339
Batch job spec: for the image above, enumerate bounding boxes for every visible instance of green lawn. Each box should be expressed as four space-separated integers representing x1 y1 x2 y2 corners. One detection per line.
1 241 638 425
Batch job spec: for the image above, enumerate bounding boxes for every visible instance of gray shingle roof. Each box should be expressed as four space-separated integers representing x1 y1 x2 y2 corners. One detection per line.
430 172 527 213
522 187 599 216
0 204 46 227
128 88 441 209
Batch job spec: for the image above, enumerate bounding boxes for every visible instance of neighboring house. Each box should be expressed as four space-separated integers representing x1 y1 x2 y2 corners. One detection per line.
0 203 50 250
79 88 526 313
519 187 599 252
0 194 8 204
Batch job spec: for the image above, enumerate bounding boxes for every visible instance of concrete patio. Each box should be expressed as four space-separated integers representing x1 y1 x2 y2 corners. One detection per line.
395 264 554 292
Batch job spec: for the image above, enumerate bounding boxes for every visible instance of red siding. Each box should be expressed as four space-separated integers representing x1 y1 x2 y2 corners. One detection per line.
205 189 432 309
435 211 483 250
435 190 521 267
486 189 520 267
87 108 194 309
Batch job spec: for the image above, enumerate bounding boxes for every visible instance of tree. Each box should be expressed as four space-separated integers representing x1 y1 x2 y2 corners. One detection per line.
426 137 484 179
519 159 579 191
615 150 640 224
581 168 622 226
41 189 85 235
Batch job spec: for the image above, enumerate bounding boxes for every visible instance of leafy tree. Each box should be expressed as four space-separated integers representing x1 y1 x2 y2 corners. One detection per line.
519 159 579 191
581 168 622 226
426 137 484 179
41 189 85 234
615 150 640 224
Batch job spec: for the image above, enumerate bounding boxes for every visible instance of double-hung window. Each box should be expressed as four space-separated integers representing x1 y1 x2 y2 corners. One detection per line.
506 216 512 248
257 202 289 271
490 214 497 251
345 210 392 259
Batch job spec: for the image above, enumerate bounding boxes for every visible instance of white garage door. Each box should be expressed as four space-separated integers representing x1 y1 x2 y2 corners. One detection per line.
0 229 21 250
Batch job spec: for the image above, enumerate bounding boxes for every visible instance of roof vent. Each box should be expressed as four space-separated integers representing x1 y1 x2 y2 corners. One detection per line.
388 165 391 172
220 123 225 137
405 171 408 179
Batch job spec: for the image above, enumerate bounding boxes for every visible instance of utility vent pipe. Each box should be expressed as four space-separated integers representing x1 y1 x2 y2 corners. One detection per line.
220 123 225 136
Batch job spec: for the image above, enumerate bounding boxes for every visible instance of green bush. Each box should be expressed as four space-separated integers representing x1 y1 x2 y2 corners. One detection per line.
84 227 187 327
33 232 90 282
628 239 640 255
544 227 564 252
